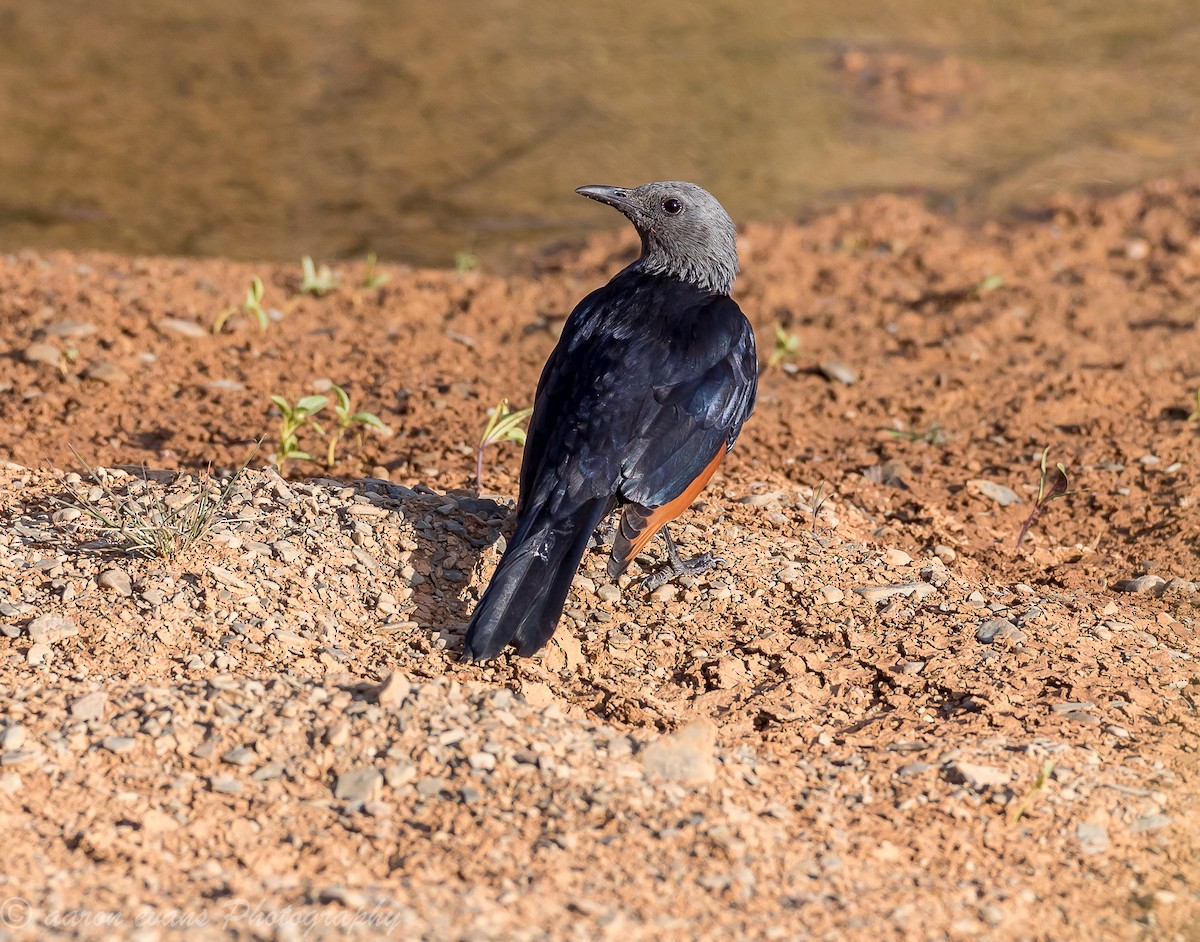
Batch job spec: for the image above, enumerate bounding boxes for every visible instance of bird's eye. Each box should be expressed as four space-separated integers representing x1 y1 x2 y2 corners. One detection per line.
662 197 683 215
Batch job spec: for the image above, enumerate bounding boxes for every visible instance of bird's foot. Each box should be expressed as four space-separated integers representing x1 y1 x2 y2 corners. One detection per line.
589 520 618 550
640 550 725 593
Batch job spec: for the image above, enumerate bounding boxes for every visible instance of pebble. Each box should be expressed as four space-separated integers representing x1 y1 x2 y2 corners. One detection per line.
468 751 497 772
882 548 912 568
1 726 27 751
334 767 384 803
818 360 858 385
102 736 137 754
374 672 412 707
1130 814 1172 833
945 761 1008 789
222 746 255 766
968 480 1022 507
975 618 1025 644
157 317 208 338
23 343 60 366
1113 575 1166 595
98 568 134 597
597 584 621 604
26 643 52 665
818 585 844 604
210 776 243 795
85 360 130 385
45 319 96 338
70 690 108 721
1076 822 1110 855
932 544 957 562
853 581 936 604
27 612 79 644
641 720 716 784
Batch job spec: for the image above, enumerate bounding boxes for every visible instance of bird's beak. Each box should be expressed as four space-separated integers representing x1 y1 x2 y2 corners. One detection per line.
576 185 637 216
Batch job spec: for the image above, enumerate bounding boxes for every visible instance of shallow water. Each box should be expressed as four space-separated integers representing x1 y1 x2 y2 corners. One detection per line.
2 1 1198 266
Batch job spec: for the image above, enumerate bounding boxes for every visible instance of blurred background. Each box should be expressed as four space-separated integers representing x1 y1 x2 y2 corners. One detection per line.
2 0 1199 268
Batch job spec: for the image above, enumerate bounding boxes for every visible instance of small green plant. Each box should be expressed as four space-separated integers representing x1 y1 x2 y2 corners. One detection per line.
1015 447 1073 549
299 256 340 296
359 252 390 290
54 446 251 560
213 276 269 333
884 422 947 446
270 393 329 468
1009 759 1054 823
970 273 1005 300
476 399 533 490
323 383 390 470
1187 385 1200 422
810 479 830 534
454 249 479 275
768 324 800 369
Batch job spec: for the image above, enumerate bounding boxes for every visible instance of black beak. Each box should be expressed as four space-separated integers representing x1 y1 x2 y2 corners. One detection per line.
576 185 637 216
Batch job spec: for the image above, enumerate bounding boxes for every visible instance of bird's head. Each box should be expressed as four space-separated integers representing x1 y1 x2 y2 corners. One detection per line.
576 181 738 296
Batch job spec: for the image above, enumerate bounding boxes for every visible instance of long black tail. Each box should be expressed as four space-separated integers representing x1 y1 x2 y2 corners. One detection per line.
462 497 611 661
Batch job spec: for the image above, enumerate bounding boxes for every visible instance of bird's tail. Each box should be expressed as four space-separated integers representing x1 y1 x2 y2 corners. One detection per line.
462 497 611 661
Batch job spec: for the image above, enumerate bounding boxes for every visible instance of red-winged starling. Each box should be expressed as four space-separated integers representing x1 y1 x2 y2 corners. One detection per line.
463 181 758 661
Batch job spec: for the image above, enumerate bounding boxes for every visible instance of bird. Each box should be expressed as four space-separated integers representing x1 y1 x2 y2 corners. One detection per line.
462 181 758 662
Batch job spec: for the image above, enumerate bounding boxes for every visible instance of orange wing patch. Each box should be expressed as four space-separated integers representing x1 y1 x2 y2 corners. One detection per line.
619 443 727 563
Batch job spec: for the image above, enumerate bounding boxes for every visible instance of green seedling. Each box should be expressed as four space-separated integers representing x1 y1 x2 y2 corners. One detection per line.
54 445 251 560
455 249 479 275
323 383 390 470
476 399 533 490
299 256 340 296
970 273 1004 300
810 479 830 534
270 393 329 468
1187 385 1200 422
213 276 269 333
884 422 947 446
1009 760 1055 823
1015 447 1073 549
360 252 390 290
768 324 800 369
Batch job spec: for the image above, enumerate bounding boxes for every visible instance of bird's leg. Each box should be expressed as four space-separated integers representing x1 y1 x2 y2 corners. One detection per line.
640 527 725 593
588 517 618 550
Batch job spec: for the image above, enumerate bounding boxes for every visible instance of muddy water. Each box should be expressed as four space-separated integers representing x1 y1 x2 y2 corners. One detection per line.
2 1 1198 267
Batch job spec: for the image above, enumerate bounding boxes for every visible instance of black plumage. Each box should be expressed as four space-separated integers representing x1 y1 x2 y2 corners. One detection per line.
463 182 757 661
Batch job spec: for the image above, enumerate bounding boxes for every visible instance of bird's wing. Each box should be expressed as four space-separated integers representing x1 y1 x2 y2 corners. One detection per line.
617 296 758 509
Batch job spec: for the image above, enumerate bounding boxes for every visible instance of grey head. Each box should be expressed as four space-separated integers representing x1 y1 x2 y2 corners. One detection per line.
576 181 738 296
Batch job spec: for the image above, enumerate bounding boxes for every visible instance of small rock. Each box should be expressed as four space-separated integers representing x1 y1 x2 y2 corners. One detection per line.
468 751 497 772
102 736 137 754
818 360 858 385
26 643 52 666
1077 822 1110 855
221 746 255 766
946 761 1008 789
373 672 411 707
650 584 677 602
818 585 844 604
1130 814 1172 833
98 568 133 597
45 319 96 338
335 768 383 803
157 317 208 338
932 544 957 562
1 726 27 751
882 548 912 568
251 760 286 782
85 360 129 385
210 776 243 795
324 721 350 747
70 691 108 722
641 719 717 784
853 582 936 604
976 618 1025 644
1113 575 1167 596
27 613 78 644
23 343 60 366
968 479 1021 507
